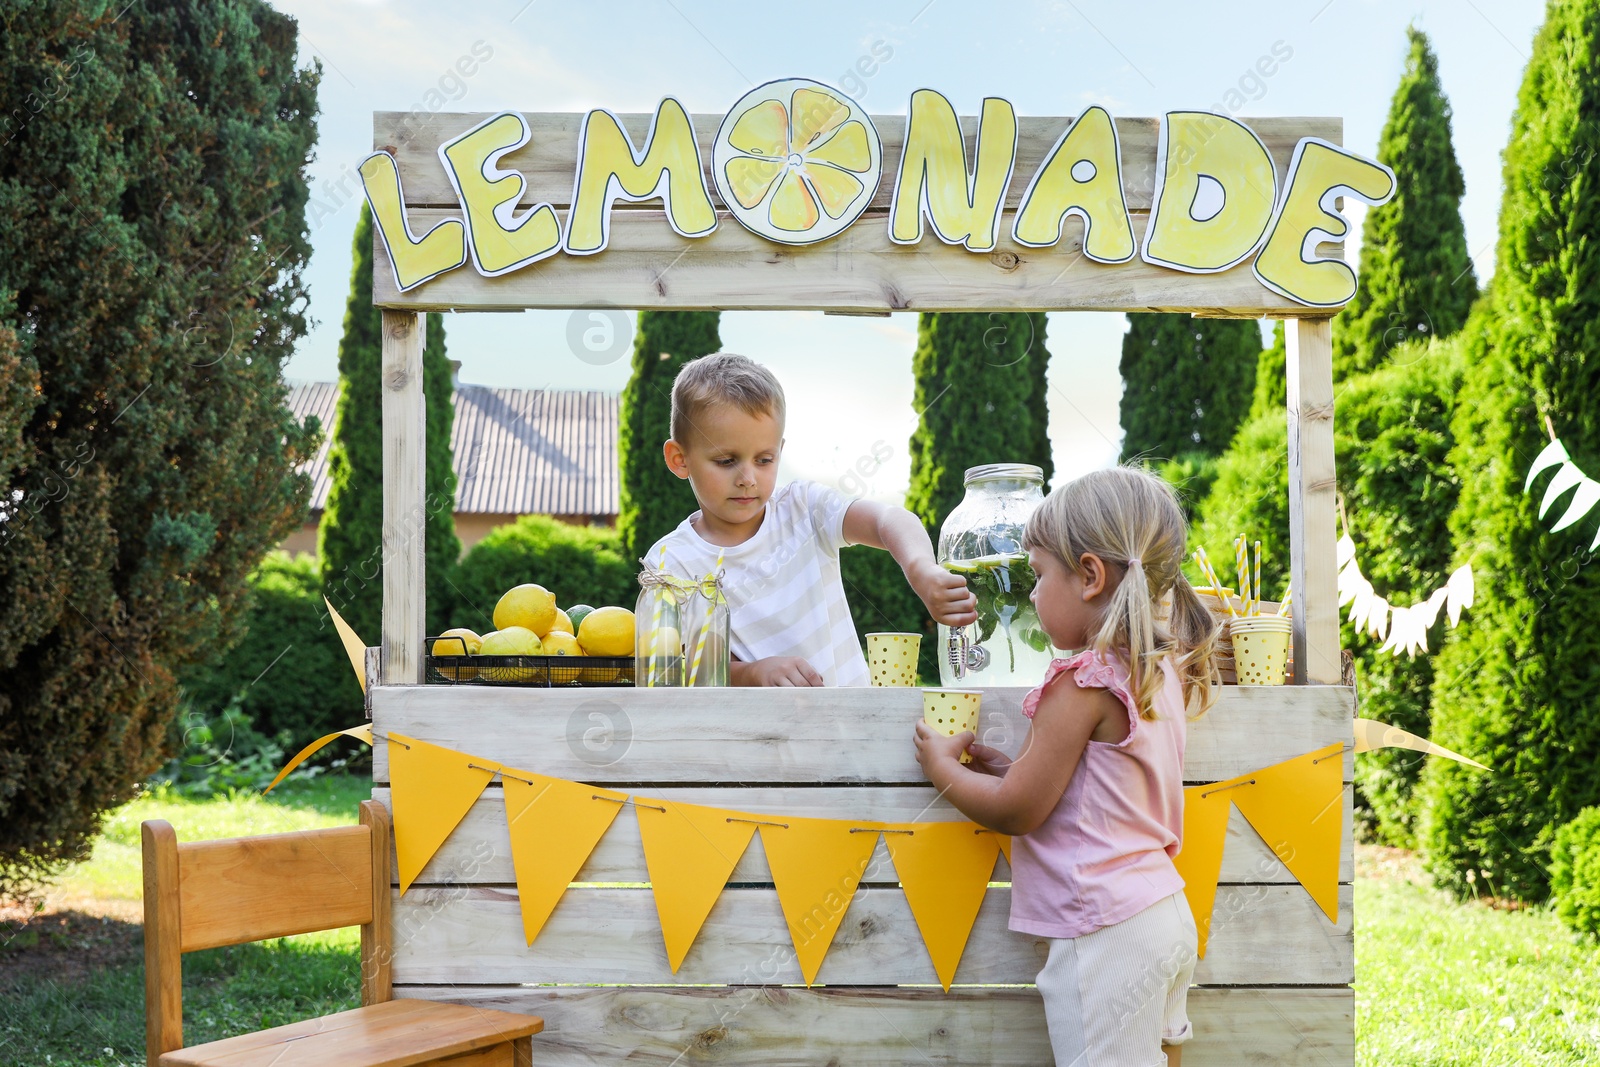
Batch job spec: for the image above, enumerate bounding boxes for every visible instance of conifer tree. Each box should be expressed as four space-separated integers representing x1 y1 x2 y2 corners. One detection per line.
1118 314 1259 463
617 311 721 563
1332 27 1477 379
1424 0 1600 901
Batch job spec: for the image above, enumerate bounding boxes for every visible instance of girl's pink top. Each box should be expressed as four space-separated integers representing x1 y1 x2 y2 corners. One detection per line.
1008 648 1188 939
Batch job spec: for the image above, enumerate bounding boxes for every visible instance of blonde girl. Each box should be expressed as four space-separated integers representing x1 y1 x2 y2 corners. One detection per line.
913 466 1220 1066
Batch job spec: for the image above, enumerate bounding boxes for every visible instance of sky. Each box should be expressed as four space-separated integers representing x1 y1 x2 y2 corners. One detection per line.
275 0 1547 501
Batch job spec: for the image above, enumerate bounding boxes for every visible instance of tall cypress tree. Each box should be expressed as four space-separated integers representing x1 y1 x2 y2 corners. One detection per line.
1250 321 1287 422
1333 27 1476 380
1423 0 1600 901
0 0 319 891
617 311 721 563
320 204 457 642
1118 314 1259 463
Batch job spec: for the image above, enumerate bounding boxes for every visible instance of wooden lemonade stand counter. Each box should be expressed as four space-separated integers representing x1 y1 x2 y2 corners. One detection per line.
356 91 1380 1064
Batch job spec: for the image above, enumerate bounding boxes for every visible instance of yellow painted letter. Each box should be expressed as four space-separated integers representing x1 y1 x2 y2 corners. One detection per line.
889 91 1017 251
565 97 718 255
359 152 467 292
1254 138 1396 307
1011 105 1133 263
439 111 561 276
1142 111 1277 273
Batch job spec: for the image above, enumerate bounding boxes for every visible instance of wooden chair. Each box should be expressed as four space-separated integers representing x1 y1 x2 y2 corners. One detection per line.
142 799 542 1067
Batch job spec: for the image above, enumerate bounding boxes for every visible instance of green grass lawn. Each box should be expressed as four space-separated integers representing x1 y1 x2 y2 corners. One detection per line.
4 778 1599 1066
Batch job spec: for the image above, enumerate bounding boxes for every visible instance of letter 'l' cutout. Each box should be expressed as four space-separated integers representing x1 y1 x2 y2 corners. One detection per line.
1254 137 1396 307
439 111 562 277
565 97 718 255
889 90 1017 252
1142 111 1278 273
1011 105 1134 263
359 152 467 292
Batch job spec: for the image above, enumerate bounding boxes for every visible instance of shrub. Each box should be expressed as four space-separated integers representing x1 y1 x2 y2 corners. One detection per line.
446 516 637 630
840 545 937 684
179 552 363 745
1551 808 1600 939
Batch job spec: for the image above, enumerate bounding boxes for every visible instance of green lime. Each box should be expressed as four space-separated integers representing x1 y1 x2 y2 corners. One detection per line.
565 604 596 631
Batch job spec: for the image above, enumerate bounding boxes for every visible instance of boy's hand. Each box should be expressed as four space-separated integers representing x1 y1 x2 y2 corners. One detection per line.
907 558 979 627
734 656 825 687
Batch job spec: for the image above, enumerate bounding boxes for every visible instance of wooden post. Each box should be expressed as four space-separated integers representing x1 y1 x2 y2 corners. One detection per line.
381 309 426 685
142 820 183 1062
1286 317 1340 684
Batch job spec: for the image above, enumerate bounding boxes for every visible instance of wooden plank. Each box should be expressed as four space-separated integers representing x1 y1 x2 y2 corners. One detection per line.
388 883 1352 987
360 799 393 1005
142 820 184 1063
371 208 1336 316
380 310 426 686
397 985 1353 1067
1287 317 1341 684
370 684 1356 785
372 784 1354 888
176 826 373 953
155 998 541 1067
376 112 1341 214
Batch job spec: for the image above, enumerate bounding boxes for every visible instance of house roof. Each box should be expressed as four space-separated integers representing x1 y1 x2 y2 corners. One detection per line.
286 380 620 517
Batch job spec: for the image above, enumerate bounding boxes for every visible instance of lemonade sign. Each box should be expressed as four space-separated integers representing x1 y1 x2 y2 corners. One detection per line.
361 79 1394 309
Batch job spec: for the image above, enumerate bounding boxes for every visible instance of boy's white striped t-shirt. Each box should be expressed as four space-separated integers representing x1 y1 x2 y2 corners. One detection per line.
649 480 872 687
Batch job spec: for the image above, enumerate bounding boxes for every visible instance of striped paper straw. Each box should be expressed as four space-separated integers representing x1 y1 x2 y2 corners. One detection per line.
687 548 725 685
648 546 668 687
1234 536 1250 619
1253 540 1263 617
1277 586 1293 617
1194 547 1235 617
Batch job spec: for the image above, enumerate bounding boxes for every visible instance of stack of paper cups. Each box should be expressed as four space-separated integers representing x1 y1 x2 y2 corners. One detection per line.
1229 615 1293 685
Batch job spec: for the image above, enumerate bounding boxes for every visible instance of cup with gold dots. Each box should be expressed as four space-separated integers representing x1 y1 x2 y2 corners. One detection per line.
922 688 982 763
868 632 922 687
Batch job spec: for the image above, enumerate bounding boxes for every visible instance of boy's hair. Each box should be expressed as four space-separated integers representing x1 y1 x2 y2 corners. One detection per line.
1023 465 1221 722
669 352 786 445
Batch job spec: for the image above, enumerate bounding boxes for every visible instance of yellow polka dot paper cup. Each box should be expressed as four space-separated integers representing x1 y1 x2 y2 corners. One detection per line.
1229 615 1293 685
922 688 982 763
868 632 922 687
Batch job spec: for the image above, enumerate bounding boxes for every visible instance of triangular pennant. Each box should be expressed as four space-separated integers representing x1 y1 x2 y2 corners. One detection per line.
1538 461 1586 520
1525 437 1570 490
1353 718 1489 771
502 771 628 945
1230 742 1345 922
389 734 497 894
1174 784 1233 958
635 798 759 973
882 823 1002 991
995 833 1012 867
263 723 372 795
1551 477 1600 532
759 816 881 986
322 595 371 694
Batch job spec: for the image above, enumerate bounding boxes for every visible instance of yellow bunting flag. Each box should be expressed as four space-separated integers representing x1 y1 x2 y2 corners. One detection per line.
389 734 498 895
634 798 759 973
263 724 372 796
759 816 882 986
1230 742 1345 922
502 771 629 946
1174 784 1233 958
994 833 1012 867
1353 717 1489 770
882 822 1001 991
322 596 370 694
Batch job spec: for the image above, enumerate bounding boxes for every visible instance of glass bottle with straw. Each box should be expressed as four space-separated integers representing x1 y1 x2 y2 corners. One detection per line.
635 549 686 687
683 551 730 687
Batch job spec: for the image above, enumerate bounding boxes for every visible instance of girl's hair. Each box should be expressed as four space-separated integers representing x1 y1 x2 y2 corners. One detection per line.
1022 465 1221 721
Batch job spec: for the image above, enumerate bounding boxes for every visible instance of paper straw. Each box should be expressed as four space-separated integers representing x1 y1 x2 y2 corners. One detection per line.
648 546 668 687
1234 536 1250 620
1277 586 1293 617
687 548 724 685
1194 547 1235 617
1253 540 1263 618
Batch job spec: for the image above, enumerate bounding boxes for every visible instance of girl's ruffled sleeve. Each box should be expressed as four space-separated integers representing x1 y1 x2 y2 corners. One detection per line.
1021 650 1141 743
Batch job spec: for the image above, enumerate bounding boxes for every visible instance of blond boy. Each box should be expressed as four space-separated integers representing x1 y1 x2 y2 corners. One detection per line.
650 352 976 687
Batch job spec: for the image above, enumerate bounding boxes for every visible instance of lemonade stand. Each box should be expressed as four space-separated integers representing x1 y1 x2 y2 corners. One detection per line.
353 83 1370 1065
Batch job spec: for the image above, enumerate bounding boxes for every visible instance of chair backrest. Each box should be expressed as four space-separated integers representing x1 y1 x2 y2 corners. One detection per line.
141 799 392 1064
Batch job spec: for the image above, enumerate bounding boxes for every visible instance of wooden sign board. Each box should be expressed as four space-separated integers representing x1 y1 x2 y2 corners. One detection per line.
366 96 1381 316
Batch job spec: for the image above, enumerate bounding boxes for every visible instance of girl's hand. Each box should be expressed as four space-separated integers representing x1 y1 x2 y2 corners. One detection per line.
913 719 974 773
964 741 1013 778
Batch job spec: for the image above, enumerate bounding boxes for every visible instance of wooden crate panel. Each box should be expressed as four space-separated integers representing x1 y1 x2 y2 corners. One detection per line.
370 684 1356 785
389 883 1352 988
376 112 1341 214
395 985 1353 1066
372 785 1354 888
372 207 1335 315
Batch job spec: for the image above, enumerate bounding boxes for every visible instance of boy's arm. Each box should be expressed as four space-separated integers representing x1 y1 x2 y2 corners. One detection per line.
841 500 978 627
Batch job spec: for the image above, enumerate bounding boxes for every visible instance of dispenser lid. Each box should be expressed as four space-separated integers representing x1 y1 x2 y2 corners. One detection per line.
963 463 1044 486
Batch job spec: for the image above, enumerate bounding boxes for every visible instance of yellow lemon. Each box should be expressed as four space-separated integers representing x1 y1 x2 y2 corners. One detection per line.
542 631 581 656
712 78 881 245
577 605 635 657
431 627 482 681
479 626 543 683
494 584 557 637
548 608 574 636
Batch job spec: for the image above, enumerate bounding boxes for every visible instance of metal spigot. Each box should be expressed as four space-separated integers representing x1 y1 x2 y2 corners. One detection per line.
946 626 990 679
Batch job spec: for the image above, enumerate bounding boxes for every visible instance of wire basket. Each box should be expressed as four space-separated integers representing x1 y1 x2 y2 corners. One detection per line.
425 635 635 687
